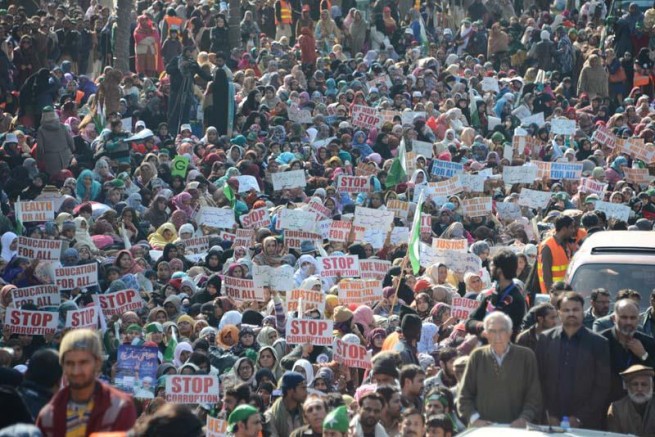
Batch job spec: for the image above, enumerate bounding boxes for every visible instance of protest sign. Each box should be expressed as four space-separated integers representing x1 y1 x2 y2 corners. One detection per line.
353 207 394 232
412 140 434 158
401 111 426 126
518 188 552 209
240 208 271 229
502 166 538 184
550 118 577 135
286 319 334 345
307 199 332 219
182 235 212 254
481 77 500 93
319 255 361 278
36 191 66 212
93 289 144 317
166 375 220 404
380 109 401 124
496 202 522 221
579 178 607 196
338 279 383 305
287 289 325 312
16 200 54 223
352 105 382 129
550 162 583 180
462 197 492 218
253 264 294 292
592 126 617 149
288 103 313 124
512 105 532 120
271 170 307 191
337 175 371 193
219 231 235 242
360 259 392 280
12 285 61 308
387 199 410 219
625 168 653 185
390 226 409 245
503 144 514 161
451 296 479 319
195 207 236 229
459 173 486 192
355 162 379 177
432 238 467 252
5 308 58 336
431 160 464 178
236 175 261 193
65 306 100 330
233 228 254 248
277 208 318 232
512 135 540 156
622 138 655 163
171 155 189 177
333 338 372 369
55 263 98 290
404 151 417 176
16 237 62 261
223 276 265 301
532 161 551 180
207 416 228 437
328 220 352 242
317 219 331 239
418 243 483 274
284 230 322 250
594 200 631 222
115 345 159 398
522 112 545 127
421 214 432 236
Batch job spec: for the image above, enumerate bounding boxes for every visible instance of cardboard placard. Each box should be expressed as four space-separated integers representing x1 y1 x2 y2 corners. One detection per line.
521 112 545 127
223 276 265 301
337 175 370 193
65 306 100 330
359 259 392 280
353 207 394 233
337 279 383 306
387 199 410 219
462 196 493 218
93 289 144 317
432 238 468 252
496 202 522 221
195 207 236 229
165 375 220 404
207 416 228 437
285 318 334 345
287 289 325 313
518 188 552 209
55 264 99 290
481 77 500 93
579 178 608 196
271 169 307 191
431 160 464 178
459 173 486 192
411 140 434 158
236 175 261 193
4 308 58 336
550 118 577 135
16 200 55 223
277 209 318 232
252 264 294 292
390 226 409 245
592 126 617 149
16 237 63 262
594 200 631 222
418 243 483 274
240 208 271 229
333 338 372 369
182 235 212 254
284 230 322 250
451 296 479 319
502 166 538 184
328 220 352 242
12 285 61 308
352 105 383 129
318 255 361 278
550 162 583 180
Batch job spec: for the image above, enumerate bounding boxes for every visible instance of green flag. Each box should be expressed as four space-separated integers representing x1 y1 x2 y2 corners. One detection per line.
408 191 424 274
224 184 236 209
385 138 407 189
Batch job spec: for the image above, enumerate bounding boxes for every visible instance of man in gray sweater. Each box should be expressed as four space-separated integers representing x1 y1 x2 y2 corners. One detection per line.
457 312 542 427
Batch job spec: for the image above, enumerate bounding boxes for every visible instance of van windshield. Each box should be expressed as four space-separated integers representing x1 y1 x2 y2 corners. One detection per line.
570 264 655 311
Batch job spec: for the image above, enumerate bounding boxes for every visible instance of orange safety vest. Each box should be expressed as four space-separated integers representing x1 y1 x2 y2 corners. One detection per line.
276 0 292 25
537 236 570 293
164 15 184 32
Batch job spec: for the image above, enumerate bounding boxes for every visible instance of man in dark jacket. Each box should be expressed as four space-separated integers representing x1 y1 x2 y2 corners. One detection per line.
395 312 421 366
528 30 556 71
18 349 62 420
536 292 610 429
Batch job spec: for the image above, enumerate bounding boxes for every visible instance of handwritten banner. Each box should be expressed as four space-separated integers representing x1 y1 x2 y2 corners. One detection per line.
518 188 552 209
418 243 483 274
594 200 630 222
502 166 538 184
277 209 318 232
271 170 307 191
496 202 522 221
196 207 236 229
252 264 294 292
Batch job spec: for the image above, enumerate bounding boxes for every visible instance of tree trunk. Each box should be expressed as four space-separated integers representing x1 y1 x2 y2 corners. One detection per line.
115 0 133 73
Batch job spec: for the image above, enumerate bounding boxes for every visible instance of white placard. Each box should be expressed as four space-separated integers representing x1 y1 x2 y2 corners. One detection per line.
252 264 295 292
195 207 236 229
165 375 220 404
318 255 361 278
5 308 58 336
594 200 630 222
285 319 334 345
240 208 271 229
65 306 100 329
518 188 552 209
277 208 318 232
502 166 538 184
550 118 577 135
236 175 261 193
16 237 63 262
12 285 61 308
271 170 307 191
55 264 99 290
93 289 144 317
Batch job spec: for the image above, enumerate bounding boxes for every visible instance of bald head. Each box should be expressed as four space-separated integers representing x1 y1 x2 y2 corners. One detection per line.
615 299 640 337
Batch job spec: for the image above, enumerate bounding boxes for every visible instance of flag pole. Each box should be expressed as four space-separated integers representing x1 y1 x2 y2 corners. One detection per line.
390 255 408 314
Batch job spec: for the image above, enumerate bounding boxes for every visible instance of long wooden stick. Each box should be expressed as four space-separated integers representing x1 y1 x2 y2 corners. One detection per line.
390 256 409 314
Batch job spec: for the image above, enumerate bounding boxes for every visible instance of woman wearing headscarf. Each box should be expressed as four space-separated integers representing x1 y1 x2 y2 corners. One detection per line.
348 10 367 56
134 15 163 77
148 223 178 249
75 169 102 202
171 192 195 217
367 328 386 356
1 232 17 263
293 254 319 287
114 250 145 275
418 322 439 354
73 217 98 253
143 194 169 229
206 66 235 136
292 359 315 386
252 236 283 267
225 357 257 390
173 341 193 367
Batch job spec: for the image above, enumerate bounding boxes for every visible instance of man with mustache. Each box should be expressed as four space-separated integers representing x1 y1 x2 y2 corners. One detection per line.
607 364 655 435
601 299 655 404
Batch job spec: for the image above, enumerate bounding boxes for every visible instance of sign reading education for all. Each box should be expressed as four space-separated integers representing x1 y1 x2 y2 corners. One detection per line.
12 285 61 308
223 277 264 301
16 237 63 261
55 264 99 290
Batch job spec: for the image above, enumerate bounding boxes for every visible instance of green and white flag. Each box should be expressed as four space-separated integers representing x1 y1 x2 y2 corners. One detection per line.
408 191 424 274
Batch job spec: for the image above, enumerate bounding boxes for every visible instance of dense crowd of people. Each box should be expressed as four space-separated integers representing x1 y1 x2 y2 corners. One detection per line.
1 0 655 435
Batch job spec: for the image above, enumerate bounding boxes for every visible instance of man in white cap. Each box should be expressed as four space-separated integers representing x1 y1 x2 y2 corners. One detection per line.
608 364 655 434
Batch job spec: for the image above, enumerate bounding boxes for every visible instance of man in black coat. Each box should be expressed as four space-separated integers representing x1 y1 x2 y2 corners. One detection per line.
536 292 610 429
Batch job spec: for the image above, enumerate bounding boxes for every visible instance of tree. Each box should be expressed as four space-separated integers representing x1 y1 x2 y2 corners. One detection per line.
114 0 133 73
